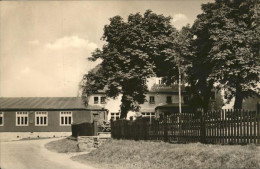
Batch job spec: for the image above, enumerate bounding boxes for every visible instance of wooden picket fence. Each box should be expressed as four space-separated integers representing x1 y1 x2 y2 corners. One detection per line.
204 109 259 144
111 109 260 145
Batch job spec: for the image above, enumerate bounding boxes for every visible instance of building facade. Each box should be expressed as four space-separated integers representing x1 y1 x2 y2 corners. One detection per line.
0 97 107 140
86 77 190 121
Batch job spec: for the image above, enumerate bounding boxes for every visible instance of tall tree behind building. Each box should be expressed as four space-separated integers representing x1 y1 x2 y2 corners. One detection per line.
190 0 260 111
83 10 178 118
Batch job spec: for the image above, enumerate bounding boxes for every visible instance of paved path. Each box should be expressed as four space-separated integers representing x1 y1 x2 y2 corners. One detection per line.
0 138 96 169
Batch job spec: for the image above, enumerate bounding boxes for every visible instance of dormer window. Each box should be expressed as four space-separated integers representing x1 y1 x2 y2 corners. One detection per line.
149 96 155 104
94 97 99 104
101 97 106 104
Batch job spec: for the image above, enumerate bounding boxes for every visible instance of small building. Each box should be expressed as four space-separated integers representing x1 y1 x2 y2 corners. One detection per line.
0 97 107 140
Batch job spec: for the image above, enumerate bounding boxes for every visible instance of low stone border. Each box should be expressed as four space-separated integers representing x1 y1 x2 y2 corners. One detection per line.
68 133 111 152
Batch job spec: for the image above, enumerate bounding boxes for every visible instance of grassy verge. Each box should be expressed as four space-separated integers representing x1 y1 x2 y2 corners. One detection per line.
45 138 81 153
71 139 260 169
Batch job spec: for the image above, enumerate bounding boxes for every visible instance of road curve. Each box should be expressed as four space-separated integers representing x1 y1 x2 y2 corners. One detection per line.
0 138 96 169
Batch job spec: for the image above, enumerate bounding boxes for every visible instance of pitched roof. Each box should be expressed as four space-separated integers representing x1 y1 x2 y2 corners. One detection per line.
155 103 190 109
0 97 103 110
149 84 186 93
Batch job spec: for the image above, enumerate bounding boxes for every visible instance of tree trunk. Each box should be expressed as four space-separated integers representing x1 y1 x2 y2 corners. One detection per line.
120 108 128 119
120 92 128 119
234 86 243 109
201 79 213 114
202 94 210 114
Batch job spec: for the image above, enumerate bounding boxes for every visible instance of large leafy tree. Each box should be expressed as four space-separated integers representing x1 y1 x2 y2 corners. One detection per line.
208 0 260 109
83 10 177 118
190 0 260 111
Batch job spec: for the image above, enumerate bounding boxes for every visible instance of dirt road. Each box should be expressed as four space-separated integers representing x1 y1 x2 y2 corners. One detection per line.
0 138 96 169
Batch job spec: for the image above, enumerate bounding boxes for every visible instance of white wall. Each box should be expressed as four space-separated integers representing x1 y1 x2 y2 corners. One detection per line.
87 94 106 107
87 77 184 120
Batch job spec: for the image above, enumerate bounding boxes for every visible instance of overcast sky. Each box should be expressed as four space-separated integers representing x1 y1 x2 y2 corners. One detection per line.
0 0 213 97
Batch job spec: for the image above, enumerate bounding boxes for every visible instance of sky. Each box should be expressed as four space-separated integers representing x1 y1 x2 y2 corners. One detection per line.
0 0 214 97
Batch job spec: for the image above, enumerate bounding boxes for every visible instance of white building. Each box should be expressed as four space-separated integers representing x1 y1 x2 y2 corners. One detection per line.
85 77 190 121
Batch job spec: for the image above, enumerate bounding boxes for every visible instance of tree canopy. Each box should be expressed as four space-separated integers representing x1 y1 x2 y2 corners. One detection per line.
83 10 178 118
82 1 260 117
191 0 260 109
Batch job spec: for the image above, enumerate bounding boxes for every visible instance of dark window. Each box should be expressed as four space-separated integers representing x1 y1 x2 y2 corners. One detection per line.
35 112 48 126
25 117 27 124
44 117 47 124
94 97 99 104
18 117 20 125
60 112 72 126
65 117 68 124
69 117 72 124
101 97 106 104
166 96 172 103
111 112 120 121
149 96 155 104
16 112 29 126
0 112 3 126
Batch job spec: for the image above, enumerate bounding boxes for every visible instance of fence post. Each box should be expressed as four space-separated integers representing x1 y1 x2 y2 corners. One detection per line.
200 110 206 144
111 120 114 138
93 119 98 136
164 116 168 142
257 102 260 114
143 118 147 140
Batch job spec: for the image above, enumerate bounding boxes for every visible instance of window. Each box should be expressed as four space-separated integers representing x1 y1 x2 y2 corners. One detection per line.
158 78 164 85
149 96 155 104
166 96 172 103
111 112 120 121
141 112 155 118
94 97 99 104
60 111 73 126
0 112 4 126
35 112 48 126
101 97 106 104
159 79 162 84
16 112 29 126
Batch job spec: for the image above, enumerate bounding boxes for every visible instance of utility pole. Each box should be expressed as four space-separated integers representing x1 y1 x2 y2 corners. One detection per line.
178 65 182 115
